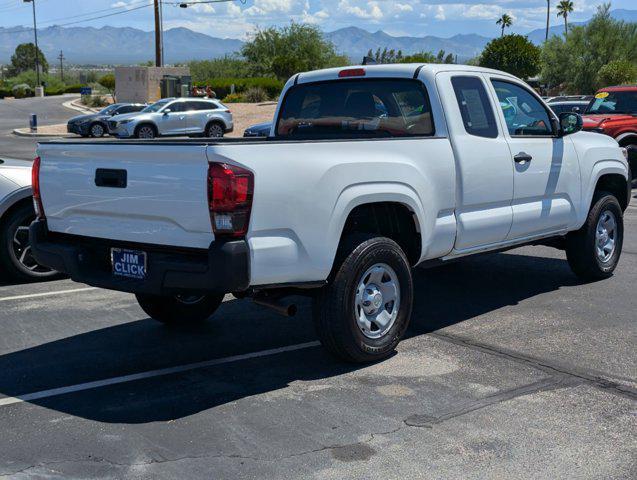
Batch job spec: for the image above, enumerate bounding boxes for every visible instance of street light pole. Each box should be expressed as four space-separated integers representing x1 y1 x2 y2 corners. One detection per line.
23 0 40 86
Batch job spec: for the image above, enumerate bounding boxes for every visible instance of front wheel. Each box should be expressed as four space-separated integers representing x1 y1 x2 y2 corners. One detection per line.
566 191 624 280
313 236 413 363
136 125 156 139
136 293 224 324
89 123 105 138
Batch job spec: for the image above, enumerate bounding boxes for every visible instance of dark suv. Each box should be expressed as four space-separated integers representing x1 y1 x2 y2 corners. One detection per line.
67 103 146 137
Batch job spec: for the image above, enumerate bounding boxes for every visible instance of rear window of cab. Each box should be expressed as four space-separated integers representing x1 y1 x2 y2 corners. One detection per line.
276 79 435 139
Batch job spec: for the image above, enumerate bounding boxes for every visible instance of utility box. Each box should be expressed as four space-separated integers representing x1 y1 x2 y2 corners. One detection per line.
160 75 192 99
115 66 190 103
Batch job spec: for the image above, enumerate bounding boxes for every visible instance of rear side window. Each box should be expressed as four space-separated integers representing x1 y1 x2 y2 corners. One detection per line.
451 76 498 138
186 101 217 111
276 79 434 138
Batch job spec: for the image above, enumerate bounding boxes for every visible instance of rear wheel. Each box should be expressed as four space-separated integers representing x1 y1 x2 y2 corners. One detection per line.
313 236 413 363
136 124 156 139
89 123 105 138
566 191 623 280
136 293 224 324
0 202 57 281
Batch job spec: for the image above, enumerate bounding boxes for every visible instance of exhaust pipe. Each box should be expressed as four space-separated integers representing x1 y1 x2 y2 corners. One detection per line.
253 296 297 317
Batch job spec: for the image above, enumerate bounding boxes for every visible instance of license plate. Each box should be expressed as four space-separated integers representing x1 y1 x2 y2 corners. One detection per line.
111 248 147 280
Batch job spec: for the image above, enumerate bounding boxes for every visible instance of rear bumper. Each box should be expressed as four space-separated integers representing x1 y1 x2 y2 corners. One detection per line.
29 220 249 295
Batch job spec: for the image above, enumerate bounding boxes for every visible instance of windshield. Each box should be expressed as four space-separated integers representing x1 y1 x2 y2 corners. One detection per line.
585 91 637 115
142 99 171 113
98 104 119 115
276 79 434 138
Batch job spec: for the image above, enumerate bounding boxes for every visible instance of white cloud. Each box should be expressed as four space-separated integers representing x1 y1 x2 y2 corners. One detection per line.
435 5 445 21
338 0 384 20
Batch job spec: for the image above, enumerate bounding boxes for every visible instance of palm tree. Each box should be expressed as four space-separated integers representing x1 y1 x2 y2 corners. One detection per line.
496 13 513 37
557 0 574 36
545 0 551 42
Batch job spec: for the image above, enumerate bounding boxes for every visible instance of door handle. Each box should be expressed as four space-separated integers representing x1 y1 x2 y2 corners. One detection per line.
514 152 533 164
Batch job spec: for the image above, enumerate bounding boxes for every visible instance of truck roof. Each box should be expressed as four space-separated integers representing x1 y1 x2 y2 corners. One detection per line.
597 85 637 92
295 63 517 85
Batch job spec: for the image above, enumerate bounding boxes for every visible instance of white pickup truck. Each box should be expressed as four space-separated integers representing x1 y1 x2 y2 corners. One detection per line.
31 64 631 363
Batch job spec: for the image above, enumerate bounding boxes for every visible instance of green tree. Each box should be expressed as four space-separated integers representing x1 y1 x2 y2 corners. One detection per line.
496 14 513 37
479 34 541 79
597 60 637 86
7 43 48 77
98 73 116 101
557 0 574 36
241 23 348 80
540 3 637 93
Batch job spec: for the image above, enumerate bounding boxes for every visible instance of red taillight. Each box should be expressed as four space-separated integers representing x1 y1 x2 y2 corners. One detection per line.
208 162 253 238
31 156 45 219
338 68 366 78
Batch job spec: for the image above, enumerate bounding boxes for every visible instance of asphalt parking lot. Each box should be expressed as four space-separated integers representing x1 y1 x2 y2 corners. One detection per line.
0 194 635 479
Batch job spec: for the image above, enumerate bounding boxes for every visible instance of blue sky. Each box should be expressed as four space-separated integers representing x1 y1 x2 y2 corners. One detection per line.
0 0 633 38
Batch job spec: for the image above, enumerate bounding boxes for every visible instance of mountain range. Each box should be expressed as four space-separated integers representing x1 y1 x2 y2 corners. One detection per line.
0 9 634 66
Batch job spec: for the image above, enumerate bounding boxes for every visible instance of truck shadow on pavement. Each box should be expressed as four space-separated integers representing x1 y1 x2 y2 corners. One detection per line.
0 250 582 424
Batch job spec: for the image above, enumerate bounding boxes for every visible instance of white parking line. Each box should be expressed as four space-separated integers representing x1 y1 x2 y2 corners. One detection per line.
0 287 98 303
0 341 321 407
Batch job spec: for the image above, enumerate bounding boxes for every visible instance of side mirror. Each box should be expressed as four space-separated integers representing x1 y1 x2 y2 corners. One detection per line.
558 112 583 137
572 106 581 113
163 108 171 115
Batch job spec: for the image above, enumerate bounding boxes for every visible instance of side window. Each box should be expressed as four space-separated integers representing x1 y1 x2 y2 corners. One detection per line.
167 102 185 113
195 101 216 111
116 106 134 114
451 76 498 138
491 80 553 136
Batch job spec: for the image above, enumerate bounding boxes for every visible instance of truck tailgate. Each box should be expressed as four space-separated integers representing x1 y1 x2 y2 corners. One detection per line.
37 143 214 248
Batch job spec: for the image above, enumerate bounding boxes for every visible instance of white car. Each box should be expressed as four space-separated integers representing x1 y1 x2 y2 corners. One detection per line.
0 159 56 280
31 64 631 362
107 97 234 139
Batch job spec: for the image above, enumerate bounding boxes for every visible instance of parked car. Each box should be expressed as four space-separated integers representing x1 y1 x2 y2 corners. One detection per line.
67 103 146 138
243 121 272 137
0 159 56 280
548 100 591 115
582 85 637 177
108 98 233 139
31 64 631 363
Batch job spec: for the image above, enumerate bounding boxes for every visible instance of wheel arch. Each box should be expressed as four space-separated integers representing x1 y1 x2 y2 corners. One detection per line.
327 184 426 271
582 161 630 218
0 187 32 222
205 118 227 133
615 132 637 146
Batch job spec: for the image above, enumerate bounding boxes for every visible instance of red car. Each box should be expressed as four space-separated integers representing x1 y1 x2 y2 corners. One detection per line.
582 85 637 177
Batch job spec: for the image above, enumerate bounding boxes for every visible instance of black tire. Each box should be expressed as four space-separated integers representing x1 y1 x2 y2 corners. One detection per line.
566 191 623 280
313 235 413 363
0 202 57 281
136 293 224 324
135 124 156 139
89 122 105 138
205 122 224 138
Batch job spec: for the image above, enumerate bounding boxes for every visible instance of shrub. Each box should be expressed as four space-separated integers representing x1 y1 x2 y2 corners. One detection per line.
12 83 32 99
195 77 284 100
244 87 268 103
82 95 108 108
221 93 246 103
597 60 637 87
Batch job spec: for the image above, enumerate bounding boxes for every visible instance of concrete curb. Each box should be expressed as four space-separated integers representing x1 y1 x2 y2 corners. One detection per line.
12 127 74 138
62 98 99 114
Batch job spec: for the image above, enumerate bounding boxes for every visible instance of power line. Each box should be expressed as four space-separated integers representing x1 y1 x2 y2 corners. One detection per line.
0 3 153 35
